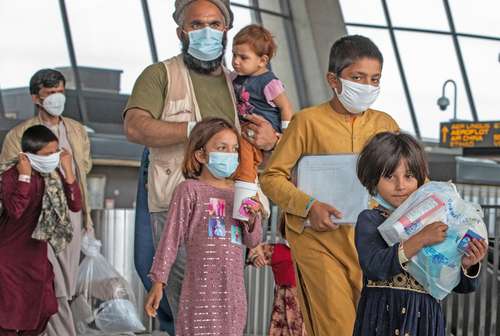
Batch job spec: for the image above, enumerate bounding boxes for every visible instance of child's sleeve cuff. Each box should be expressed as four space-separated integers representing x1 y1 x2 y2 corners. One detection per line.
462 263 481 279
304 197 316 216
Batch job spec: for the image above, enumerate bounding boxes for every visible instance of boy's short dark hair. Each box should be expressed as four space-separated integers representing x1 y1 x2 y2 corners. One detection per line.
328 35 383 75
29 69 66 95
21 125 59 154
357 132 428 195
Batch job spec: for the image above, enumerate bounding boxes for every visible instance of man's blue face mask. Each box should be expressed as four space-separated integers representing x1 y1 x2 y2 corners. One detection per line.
187 27 224 61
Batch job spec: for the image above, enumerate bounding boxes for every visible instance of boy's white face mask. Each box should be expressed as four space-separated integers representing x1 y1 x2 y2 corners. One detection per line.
25 151 61 174
335 78 380 114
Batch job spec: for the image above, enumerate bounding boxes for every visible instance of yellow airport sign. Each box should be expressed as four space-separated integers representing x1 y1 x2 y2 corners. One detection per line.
440 121 500 148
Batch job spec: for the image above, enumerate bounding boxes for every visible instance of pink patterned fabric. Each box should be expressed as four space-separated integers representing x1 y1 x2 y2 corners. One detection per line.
263 79 285 107
258 244 308 336
269 286 308 336
150 179 262 336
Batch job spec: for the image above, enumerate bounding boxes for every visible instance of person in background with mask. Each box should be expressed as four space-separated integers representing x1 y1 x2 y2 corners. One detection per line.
123 0 277 331
0 69 92 336
0 125 82 336
260 35 399 336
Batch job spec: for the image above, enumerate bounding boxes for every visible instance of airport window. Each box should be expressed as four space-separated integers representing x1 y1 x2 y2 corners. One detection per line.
65 0 151 94
339 0 500 139
0 1 70 121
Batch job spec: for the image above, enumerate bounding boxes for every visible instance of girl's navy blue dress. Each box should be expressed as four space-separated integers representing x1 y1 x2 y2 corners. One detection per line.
353 207 481 336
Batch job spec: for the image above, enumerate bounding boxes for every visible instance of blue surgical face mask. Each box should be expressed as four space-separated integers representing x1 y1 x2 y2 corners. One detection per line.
187 27 224 61
206 152 239 179
373 193 396 211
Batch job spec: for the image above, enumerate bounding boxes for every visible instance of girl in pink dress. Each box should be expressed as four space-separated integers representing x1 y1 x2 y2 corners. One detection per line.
145 118 263 336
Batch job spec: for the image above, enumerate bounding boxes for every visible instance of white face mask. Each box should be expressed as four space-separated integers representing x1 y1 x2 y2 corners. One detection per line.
25 151 61 174
335 78 380 114
41 92 66 116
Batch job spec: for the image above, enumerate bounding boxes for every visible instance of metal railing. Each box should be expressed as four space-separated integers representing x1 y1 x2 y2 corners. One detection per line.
443 205 499 336
244 206 280 336
91 209 150 329
444 183 500 335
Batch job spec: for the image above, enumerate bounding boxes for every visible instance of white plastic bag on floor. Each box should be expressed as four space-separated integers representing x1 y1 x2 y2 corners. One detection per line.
72 234 145 335
377 181 487 300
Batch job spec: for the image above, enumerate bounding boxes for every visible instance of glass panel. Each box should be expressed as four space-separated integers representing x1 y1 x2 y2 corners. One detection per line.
450 0 500 37
148 0 178 61
0 1 70 120
459 37 500 121
256 0 283 14
231 0 250 5
387 0 449 31
65 0 151 94
338 0 387 26
396 31 472 139
225 6 254 67
260 13 300 110
346 26 415 134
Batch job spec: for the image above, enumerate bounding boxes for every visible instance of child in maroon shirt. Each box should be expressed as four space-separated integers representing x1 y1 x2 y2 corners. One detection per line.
0 125 82 335
249 221 307 336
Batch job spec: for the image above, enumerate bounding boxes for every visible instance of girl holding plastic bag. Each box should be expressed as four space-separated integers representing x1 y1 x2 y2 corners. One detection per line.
0 125 81 335
353 132 487 336
145 118 263 335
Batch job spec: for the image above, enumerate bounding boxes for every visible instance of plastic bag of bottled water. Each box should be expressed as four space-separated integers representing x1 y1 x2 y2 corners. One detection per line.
378 181 487 299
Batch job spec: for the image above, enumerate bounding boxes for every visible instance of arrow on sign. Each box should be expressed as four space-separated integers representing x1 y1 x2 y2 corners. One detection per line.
441 126 449 143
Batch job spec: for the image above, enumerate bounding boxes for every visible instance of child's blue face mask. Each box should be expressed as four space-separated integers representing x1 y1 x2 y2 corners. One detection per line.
187 27 224 61
206 152 239 179
373 193 396 211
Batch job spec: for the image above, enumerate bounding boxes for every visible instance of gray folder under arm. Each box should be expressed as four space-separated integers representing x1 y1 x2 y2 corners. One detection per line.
297 154 370 225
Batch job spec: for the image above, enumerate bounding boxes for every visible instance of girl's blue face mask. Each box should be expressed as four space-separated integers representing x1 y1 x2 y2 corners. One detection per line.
187 27 224 61
373 193 396 212
206 151 239 179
